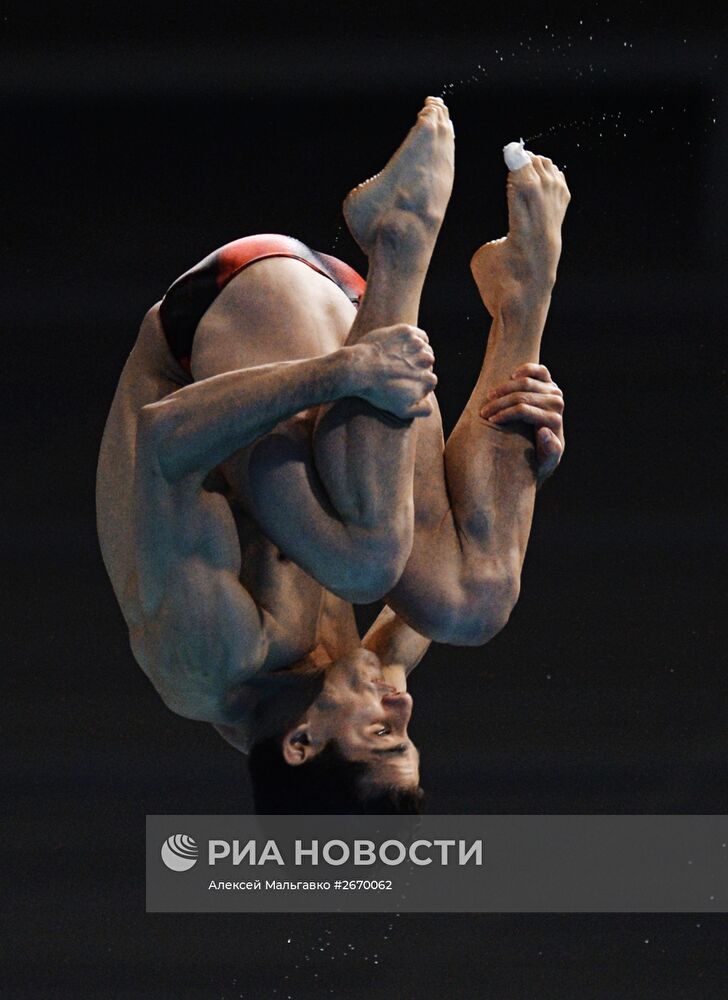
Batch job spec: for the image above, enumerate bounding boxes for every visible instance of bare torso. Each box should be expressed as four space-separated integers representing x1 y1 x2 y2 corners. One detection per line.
97 298 362 743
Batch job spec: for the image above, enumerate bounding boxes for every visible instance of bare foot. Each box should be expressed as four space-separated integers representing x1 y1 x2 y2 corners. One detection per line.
471 155 571 316
343 97 455 258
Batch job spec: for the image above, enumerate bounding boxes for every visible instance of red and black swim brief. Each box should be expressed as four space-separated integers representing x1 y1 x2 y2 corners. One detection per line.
159 234 366 374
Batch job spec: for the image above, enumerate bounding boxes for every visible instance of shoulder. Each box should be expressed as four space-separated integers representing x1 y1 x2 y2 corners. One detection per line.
212 721 252 755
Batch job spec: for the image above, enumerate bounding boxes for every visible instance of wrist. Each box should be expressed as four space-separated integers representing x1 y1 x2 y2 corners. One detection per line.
331 343 370 398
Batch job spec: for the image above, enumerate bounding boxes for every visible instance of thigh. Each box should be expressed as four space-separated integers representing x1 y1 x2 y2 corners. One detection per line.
188 253 355 528
384 395 466 625
187 256 387 599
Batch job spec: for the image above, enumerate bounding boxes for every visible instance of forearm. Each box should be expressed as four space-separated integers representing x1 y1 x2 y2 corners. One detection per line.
362 604 432 674
141 348 363 482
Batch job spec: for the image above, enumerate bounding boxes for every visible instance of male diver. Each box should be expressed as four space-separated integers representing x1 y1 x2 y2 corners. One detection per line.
96 97 569 811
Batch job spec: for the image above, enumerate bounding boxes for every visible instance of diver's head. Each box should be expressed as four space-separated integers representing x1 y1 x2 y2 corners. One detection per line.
248 648 423 813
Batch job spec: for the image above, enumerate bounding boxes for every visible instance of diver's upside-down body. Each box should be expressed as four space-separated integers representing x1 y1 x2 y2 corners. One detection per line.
96 97 569 805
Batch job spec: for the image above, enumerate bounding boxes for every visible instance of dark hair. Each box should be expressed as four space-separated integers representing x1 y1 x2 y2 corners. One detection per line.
248 737 425 814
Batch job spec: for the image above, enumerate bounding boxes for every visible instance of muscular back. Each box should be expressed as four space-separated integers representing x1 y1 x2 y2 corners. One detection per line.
97 304 186 619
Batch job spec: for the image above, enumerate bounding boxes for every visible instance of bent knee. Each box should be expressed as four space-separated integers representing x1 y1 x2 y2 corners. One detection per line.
419 566 521 646
333 524 413 603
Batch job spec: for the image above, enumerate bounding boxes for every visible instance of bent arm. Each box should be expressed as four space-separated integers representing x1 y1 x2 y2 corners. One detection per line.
135 549 270 724
131 424 272 724
140 348 366 484
361 604 432 675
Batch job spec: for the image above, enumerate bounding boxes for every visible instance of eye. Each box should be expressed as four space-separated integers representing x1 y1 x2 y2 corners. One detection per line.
376 727 391 736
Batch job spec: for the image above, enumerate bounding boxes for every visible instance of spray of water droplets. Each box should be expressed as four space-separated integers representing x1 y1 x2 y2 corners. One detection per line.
231 912 407 999
434 20 719 155
330 220 344 253
525 99 718 154
224 859 420 996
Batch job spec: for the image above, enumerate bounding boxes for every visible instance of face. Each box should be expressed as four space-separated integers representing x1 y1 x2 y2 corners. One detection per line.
303 649 420 790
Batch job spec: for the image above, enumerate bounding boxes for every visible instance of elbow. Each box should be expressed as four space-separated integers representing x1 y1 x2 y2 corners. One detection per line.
328 526 412 604
451 595 517 647
333 549 408 604
137 402 170 471
346 577 402 606
419 566 521 647
137 401 191 483
138 400 167 440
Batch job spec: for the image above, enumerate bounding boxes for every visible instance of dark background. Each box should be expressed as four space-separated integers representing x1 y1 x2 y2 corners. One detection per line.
3 1 727 997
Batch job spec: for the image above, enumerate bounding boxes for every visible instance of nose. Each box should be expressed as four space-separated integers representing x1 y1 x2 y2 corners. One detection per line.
381 691 413 724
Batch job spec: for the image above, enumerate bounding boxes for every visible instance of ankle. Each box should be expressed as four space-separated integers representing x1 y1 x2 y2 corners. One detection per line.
370 207 437 260
498 287 553 327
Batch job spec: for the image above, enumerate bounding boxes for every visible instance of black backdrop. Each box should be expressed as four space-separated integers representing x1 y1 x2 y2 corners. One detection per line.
4 1 727 997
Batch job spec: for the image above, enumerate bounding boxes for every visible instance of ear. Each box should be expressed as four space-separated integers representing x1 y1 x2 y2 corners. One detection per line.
281 725 318 766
